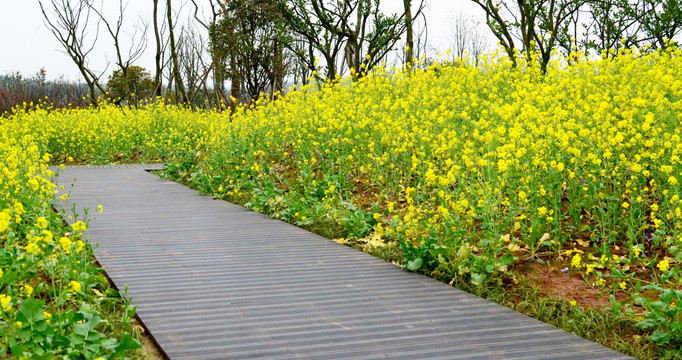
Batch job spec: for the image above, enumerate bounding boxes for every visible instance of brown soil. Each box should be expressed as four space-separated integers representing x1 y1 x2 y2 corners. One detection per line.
515 260 626 308
135 321 168 359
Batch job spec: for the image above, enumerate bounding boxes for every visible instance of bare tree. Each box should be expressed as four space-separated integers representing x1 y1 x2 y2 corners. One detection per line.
468 21 489 64
450 13 489 64
450 13 470 60
404 0 414 62
342 0 425 77
153 0 164 97
641 0 682 49
177 24 214 106
87 0 148 104
190 0 229 106
279 0 424 80
167 0 188 104
470 0 586 72
39 0 107 105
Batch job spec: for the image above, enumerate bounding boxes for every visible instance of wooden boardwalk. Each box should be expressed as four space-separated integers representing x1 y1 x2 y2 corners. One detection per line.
55 165 630 359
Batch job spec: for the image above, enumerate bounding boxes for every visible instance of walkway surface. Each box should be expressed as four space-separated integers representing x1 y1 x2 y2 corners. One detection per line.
55 164 630 360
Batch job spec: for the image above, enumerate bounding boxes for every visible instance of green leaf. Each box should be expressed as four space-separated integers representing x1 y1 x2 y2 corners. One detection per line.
650 329 671 344
110 334 142 358
471 273 486 286
73 310 101 337
406 258 423 271
17 298 44 322
16 299 50 340
500 253 514 266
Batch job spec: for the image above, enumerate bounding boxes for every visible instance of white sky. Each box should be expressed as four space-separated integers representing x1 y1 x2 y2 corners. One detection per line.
0 0 486 81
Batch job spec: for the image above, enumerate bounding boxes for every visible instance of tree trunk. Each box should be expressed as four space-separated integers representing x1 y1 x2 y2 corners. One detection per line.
167 0 188 104
153 0 163 97
404 0 413 63
229 50 239 111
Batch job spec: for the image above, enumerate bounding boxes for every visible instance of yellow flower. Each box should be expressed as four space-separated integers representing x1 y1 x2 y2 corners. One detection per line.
59 236 72 253
569 300 577 306
22 285 34 297
633 247 642 257
28 178 39 191
622 202 630 209
42 230 54 243
537 206 547 217
72 221 87 231
571 254 582 268
69 281 82 293
36 216 48 230
619 282 627 290
13 202 24 215
669 176 679 185
585 264 595 275
0 211 10 233
25 242 40 255
43 311 52 323
0 294 11 310
657 259 670 272
76 240 85 253
97 205 103 214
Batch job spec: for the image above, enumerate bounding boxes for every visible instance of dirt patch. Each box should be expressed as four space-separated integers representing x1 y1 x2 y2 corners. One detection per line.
135 321 167 359
515 260 625 308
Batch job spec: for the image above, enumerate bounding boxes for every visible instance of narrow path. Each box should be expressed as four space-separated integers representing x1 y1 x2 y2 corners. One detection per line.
55 165 630 360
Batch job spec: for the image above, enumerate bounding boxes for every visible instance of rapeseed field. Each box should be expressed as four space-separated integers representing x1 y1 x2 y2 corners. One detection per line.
2 46 682 357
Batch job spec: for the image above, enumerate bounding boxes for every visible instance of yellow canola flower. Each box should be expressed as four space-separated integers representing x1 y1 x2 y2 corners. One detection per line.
0 211 10 233
0 294 11 310
25 242 40 255
59 236 72 253
42 230 53 243
76 240 85 253
28 178 39 191
72 221 87 232
22 284 34 297
571 254 582 268
69 281 82 293
657 259 670 272
36 216 48 230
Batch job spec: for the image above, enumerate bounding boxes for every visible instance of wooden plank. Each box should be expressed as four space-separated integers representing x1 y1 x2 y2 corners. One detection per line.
55 165 631 360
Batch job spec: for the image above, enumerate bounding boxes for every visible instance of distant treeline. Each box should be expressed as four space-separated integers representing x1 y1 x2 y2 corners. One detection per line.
0 69 91 115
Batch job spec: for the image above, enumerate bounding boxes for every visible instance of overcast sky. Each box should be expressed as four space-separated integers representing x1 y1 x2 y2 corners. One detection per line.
0 1 486 81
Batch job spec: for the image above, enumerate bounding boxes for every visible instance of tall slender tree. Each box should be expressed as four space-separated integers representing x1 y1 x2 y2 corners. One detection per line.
167 0 188 103
38 0 107 105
